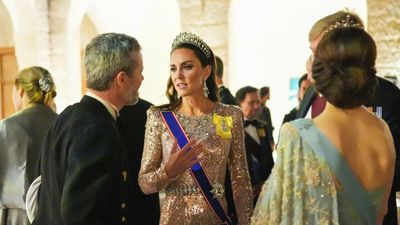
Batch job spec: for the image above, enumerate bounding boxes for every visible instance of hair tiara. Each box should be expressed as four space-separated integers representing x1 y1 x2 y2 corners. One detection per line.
324 14 364 34
171 32 212 59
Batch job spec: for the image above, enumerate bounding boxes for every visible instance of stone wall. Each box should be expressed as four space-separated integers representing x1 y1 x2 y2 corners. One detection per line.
177 0 230 82
368 0 400 83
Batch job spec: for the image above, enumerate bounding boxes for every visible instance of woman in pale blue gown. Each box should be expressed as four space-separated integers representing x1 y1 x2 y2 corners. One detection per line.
252 22 395 225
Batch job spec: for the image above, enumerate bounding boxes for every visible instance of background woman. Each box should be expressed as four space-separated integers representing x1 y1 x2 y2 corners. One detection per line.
0 66 58 225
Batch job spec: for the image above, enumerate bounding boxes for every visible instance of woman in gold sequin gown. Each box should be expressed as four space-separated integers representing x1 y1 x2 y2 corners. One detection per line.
138 32 253 225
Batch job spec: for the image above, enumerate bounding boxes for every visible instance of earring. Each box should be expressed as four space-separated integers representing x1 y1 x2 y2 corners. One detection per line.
203 79 209 97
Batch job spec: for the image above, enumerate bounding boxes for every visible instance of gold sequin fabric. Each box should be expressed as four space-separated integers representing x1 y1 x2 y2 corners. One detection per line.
139 103 253 225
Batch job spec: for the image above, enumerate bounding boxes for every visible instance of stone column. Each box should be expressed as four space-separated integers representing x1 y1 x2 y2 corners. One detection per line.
368 0 400 83
47 0 93 110
33 0 51 69
48 0 77 109
177 0 231 83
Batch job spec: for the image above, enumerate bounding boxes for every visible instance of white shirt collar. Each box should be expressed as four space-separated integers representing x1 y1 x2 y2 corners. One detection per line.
244 123 260 144
86 91 119 121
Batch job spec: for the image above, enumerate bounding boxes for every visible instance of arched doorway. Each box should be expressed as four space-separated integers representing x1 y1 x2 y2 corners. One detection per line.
0 0 18 119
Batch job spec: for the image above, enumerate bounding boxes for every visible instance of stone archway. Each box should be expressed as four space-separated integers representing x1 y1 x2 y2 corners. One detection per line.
0 0 17 118
0 1 13 47
79 14 98 94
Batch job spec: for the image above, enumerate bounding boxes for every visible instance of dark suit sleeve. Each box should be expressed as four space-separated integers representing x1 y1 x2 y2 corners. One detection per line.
391 87 400 190
265 108 274 144
62 124 120 225
282 108 298 124
296 86 317 118
219 86 238 105
262 126 275 173
372 78 400 191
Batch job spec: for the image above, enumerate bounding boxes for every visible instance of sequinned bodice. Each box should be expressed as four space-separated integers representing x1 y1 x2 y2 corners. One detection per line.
139 103 253 225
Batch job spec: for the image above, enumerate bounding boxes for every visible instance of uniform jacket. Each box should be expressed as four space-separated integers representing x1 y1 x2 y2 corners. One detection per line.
32 96 130 225
219 86 238 105
243 119 274 185
119 99 160 225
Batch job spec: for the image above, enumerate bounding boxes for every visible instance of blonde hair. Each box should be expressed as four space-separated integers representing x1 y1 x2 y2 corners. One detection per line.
14 66 56 106
308 10 364 42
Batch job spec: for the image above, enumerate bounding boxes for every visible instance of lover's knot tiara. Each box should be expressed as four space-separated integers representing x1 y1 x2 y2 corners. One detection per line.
324 14 364 34
172 32 212 59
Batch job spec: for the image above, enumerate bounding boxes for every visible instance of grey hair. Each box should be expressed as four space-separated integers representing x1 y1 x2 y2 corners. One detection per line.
84 33 141 91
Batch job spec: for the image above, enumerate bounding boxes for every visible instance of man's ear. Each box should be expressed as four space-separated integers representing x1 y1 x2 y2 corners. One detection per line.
115 71 126 88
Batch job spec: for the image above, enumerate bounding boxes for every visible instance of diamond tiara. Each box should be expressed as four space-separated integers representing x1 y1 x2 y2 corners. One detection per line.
324 14 364 34
171 32 212 59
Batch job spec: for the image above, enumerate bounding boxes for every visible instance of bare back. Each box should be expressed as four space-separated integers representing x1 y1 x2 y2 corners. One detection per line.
314 105 395 190
313 104 395 224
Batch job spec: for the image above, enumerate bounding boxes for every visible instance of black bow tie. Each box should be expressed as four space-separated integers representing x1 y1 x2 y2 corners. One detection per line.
244 120 258 127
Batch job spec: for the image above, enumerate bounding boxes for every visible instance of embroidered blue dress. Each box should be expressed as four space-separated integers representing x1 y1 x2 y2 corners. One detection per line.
252 119 384 225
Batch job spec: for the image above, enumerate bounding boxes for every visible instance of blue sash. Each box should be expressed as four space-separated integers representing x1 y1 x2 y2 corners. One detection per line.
160 111 232 225
292 119 376 225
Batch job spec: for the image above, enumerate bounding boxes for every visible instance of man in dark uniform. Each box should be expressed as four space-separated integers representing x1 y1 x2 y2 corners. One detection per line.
299 11 400 225
236 86 274 204
32 33 143 225
215 55 238 105
282 73 310 124
296 55 325 119
256 87 275 148
119 98 160 225
365 77 400 225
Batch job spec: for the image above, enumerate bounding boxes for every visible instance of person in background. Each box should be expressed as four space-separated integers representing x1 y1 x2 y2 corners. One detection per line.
118 98 160 225
298 10 400 225
139 32 252 225
214 55 239 224
0 66 58 225
32 33 144 225
282 73 310 124
236 86 274 205
215 55 238 105
365 75 400 225
253 16 395 225
256 86 274 148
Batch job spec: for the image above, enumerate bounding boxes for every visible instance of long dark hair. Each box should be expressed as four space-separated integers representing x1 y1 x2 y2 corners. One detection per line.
157 43 219 110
